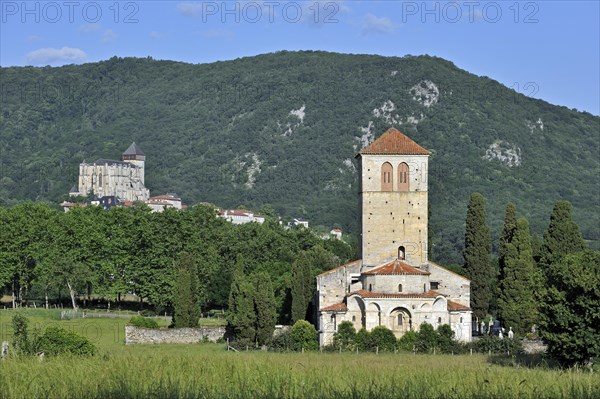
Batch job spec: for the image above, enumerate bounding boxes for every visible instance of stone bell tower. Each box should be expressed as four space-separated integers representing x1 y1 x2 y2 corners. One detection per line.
122 142 146 185
356 128 430 267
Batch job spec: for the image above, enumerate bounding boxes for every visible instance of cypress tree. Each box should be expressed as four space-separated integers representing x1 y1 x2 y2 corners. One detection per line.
227 255 256 342
541 201 586 266
463 192 493 321
498 203 517 280
498 218 538 334
252 271 276 346
291 250 314 323
172 252 201 328
540 250 600 366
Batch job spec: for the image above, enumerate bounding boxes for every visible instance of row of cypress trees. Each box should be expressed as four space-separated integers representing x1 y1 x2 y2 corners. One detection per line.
463 193 597 365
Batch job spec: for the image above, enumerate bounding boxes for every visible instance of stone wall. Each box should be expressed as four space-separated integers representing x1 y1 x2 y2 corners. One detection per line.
125 326 226 345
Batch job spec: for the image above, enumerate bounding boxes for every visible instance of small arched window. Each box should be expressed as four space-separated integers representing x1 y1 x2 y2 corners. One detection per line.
398 284 403 293
397 314 403 326
423 283 427 293
398 162 409 192
368 284 372 292
381 162 393 191
438 317 442 324
398 246 405 260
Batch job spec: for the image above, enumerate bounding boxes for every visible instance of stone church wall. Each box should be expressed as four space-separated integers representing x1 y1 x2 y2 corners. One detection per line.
426 262 471 306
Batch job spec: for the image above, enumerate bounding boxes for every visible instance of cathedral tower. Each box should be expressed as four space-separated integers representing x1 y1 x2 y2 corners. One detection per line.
356 129 430 267
122 142 146 185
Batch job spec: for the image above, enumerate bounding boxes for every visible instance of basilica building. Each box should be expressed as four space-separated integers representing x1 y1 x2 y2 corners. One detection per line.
72 142 150 202
316 129 472 346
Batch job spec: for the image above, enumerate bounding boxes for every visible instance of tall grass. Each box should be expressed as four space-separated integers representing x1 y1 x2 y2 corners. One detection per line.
2 349 598 399
0 310 598 399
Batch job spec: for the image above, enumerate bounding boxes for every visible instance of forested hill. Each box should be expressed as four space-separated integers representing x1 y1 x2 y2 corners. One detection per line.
1 51 598 264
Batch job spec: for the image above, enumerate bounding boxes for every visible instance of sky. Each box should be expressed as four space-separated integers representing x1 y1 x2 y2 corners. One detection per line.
1 1 599 115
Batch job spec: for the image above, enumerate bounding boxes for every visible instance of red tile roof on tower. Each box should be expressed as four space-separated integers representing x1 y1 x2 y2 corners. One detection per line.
362 259 430 276
358 128 430 156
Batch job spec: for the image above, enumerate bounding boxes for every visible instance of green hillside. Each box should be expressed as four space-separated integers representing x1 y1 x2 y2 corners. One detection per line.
1 51 598 264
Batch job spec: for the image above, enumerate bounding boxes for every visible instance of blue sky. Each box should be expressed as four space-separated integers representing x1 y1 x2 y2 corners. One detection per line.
1 1 599 114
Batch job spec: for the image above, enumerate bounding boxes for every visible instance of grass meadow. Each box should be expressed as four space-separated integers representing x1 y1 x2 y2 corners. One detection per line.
1 309 598 399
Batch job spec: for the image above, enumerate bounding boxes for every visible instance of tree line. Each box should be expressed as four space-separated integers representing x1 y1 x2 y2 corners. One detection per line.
0 202 355 327
463 194 599 366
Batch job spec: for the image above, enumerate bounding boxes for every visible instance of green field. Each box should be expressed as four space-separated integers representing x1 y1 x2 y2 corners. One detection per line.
1 310 598 399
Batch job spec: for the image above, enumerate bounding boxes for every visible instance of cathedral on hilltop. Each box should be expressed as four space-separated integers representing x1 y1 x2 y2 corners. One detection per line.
316 129 472 346
72 142 150 202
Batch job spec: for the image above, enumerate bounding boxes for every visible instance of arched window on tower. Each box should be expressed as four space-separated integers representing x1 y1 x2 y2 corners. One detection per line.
398 162 409 192
398 246 406 260
381 162 393 191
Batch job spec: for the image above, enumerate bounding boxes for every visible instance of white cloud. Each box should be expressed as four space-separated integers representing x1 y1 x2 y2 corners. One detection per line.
177 2 203 16
26 47 87 65
201 29 234 40
79 23 102 33
362 14 394 35
101 29 117 43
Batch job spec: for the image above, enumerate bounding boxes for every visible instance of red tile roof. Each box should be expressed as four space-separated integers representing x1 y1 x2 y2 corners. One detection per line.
447 300 471 311
150 195 181 201
359 128 430 156
362 259 430 276
320 303 348 312
148 200 173 206
348 289 444 299
317 259 362 277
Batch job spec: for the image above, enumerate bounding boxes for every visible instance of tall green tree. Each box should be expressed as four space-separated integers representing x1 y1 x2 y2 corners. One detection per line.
541 201 586 266
172 252 201 328
498 203 517 280
290 245 337 323
463 192 493 321
227 256 256 341
539 250 600 366
498 218 538 334
252 271 276 346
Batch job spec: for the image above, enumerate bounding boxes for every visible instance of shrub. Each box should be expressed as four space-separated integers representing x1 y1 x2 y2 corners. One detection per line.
472 335 523 354
290 320 318 351
35 326 96 356
269 330 295 351
397 330 417 352
355 328 370 351
128 316 159 329
332 321 356 350
436 324 456 353
415 323 437 353
367 326 397 352
11 314 30 354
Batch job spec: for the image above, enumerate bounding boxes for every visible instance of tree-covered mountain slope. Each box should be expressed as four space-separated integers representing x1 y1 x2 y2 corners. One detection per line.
1 51 598 264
